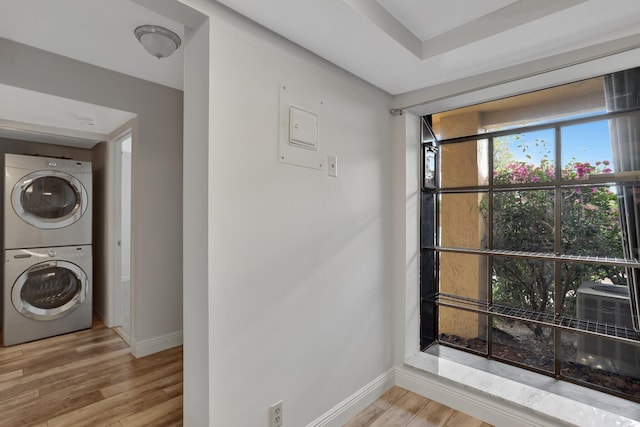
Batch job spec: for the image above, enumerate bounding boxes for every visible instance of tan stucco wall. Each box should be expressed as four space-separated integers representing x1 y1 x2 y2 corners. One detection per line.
437 112 487 339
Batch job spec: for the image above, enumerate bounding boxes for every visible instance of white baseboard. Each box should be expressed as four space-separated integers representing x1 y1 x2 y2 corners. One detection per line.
306 369 395 427
395 367 569 427
131 330 183 358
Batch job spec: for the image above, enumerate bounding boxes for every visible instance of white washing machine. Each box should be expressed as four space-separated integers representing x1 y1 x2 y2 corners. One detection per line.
4 153 92 249
3 245 92 346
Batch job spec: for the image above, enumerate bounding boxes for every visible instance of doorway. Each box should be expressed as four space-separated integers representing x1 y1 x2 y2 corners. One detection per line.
113 132 132 344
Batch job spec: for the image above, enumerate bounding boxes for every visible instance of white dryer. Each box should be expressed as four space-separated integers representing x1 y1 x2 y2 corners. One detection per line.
3 245 92 346
4 153 92 249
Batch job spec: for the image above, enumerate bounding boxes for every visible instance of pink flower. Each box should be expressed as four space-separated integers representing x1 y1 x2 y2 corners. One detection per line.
603 160 610 165
584 204 597 211
602 168 612 174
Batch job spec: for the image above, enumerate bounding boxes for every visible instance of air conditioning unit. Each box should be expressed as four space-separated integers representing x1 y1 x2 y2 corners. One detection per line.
576 281 640 377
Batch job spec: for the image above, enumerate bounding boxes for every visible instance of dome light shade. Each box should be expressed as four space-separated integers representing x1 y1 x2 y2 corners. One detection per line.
134 25 181 59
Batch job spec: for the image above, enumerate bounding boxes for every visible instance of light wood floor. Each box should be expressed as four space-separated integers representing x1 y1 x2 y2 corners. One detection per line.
0 319 183 426
344 386 494 427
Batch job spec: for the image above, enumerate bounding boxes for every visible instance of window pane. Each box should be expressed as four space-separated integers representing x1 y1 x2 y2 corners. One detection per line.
439 306 487 354
493 190 554 252
439 193 487 249
440 139 489 188
561 186 623 258
615 183 640 260
492 317 555 373
493 130 555 185
440 252 488 302
492 257 554 315
424 147 436 188
560 262 628 320
561 120 615 180
561 331 640 399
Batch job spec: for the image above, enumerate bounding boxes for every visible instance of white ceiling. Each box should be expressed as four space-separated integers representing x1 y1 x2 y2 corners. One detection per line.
1 0 640 146
377 0 519 41
0 0 184 90
0 85 137 148
215 0 640 95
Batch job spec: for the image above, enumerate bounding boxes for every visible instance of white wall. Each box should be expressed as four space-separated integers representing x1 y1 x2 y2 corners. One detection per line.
181 1 394 425
182 17 212 426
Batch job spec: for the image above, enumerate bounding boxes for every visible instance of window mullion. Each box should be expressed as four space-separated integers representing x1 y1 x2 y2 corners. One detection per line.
554 126 563 377
488 137 495 358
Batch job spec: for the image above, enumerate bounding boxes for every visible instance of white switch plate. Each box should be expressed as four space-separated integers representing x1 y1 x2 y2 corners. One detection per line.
328 155 337 177
289 106 318 150
278 83 325 170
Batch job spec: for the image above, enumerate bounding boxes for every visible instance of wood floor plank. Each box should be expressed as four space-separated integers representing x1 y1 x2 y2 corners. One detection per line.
118 395 183 427
370 391 429 426
3 389 104 426
443 411 485 427
0 348 131 399
0 369 23 382
0 388 40 412
163 381 183 399
47 389 170 427
343 404 385 426
344 388 493 427
0 349 24 363
38 372 96 397
100 371 182 399
406 400 455 427
373 386 408 411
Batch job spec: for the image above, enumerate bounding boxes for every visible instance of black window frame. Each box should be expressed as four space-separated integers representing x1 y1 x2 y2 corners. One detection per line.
420 104 640 402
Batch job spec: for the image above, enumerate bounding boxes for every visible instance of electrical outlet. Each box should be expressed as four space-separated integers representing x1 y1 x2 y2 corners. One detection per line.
269 400 283 427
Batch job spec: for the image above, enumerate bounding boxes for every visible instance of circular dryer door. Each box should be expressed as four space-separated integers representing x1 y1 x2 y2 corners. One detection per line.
12 170 88 229
12 261 88 321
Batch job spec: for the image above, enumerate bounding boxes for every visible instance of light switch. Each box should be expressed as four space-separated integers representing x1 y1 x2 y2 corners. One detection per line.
289 106 318 150
328 155 338 177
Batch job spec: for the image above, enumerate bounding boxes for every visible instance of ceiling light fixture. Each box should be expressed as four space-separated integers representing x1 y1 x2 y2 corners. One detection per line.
134 25 181 59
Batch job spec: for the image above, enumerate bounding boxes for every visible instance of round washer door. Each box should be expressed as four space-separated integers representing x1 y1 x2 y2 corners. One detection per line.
12 170 88 229
12 261 88 321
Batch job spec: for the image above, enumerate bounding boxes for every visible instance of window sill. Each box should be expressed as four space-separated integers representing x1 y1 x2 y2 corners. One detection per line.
404 345 640 426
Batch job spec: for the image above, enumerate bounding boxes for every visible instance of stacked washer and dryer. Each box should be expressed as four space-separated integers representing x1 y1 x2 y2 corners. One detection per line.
2 153 92 346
